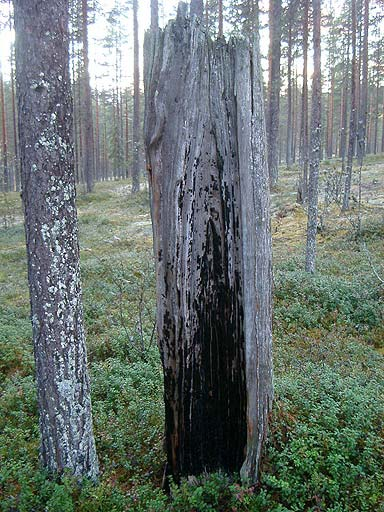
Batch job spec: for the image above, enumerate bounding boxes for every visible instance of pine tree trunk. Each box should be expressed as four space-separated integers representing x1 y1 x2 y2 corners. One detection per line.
373 65 379 154
286 20 292 166
125 90 130 178
339 27 350 182
81 0 94 193
132 0 141 193
145 6 272 485
292 69 298 162
326 68 334 158
266 0 282 187
298 0 309 202
356 0 369 162
191 0 204 17
11 58 20 192
305 0 321 273
343 0 358 211
0 62 9 192
382 88 384 153
14 0 98 478
151 0 159 30
95 88 101 181
218 0 223 36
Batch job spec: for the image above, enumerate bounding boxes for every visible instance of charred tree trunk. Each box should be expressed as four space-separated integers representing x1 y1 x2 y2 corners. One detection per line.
14 0 98 478
132 0 141 193
266 0 282 187
144 3 273 484
305 0 321 273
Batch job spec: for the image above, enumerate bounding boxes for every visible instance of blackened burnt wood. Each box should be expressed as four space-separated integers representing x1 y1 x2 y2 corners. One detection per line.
144 4 273 484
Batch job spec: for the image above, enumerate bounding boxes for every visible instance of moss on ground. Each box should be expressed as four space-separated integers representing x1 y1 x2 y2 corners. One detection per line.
0 161 383 511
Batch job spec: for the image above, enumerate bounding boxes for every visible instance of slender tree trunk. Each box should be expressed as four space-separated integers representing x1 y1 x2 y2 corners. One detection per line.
218 0 223 36
365 88 372 154
326 67 335 158
144 9 272 485
373 65 379 154
132 0 140 193
298 0 309 201
81 0 94 193
11 55 19 191
191 0 204 17
292 69 298 162
102 96 109 180
0 61 9 192
95 88 100 181
286 20 292 166
305 0 321 273
14 0 98 478
151 0 159 30
125 89 130 178
77 65 84 185
381 87 384 153
356 0 369 162
343 0 358 211
339 25 350 187
266 0 282 187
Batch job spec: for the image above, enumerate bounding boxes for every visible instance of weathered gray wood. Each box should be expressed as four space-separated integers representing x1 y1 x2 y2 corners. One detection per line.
14 0 98 479
190 0 204 18
236 31 273 485
266 0 282 187
145 4 272 483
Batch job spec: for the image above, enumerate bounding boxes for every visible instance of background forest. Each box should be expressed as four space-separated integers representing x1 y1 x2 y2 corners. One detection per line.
0 0 384 511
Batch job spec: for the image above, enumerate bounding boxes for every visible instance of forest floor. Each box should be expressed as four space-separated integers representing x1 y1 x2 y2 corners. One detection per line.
0 156 383 511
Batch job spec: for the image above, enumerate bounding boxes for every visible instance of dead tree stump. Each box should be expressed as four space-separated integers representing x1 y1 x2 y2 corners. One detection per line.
144 2 273 484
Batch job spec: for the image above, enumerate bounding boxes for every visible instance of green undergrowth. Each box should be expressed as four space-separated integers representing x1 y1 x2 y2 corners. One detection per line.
0 174 384 511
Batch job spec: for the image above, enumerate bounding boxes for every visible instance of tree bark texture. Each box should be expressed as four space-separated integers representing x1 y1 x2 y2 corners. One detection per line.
11 58 20 192
266 0 281 187
151 0 159 30
298 0 309 202
132 0 141 193
0 62 9 192
144 5 273 484
343 0 357 211
218 0 223 36
356 0 369 163
14 0 98 479
190 0 204 18
305 0 321 274
286 19 292 166
81 0 95 193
